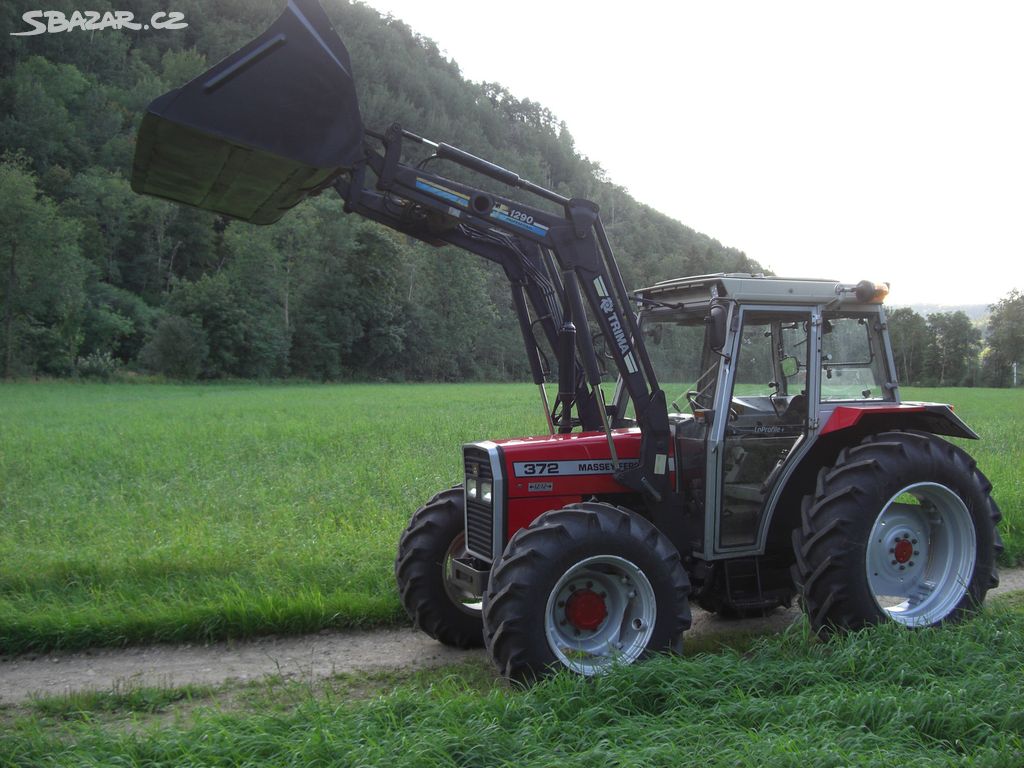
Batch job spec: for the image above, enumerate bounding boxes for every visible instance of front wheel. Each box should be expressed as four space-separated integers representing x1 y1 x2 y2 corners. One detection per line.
483 502 691 681
395 487 484 648
793 431 1002 634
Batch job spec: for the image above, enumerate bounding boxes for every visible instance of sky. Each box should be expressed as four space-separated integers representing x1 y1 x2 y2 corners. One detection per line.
360 0 1023 308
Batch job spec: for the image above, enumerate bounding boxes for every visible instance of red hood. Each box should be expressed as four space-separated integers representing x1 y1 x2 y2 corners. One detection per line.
494 428 641 458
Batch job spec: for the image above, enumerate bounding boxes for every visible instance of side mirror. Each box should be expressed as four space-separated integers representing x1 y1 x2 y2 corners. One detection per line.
780 355 799 378
707 303 728 353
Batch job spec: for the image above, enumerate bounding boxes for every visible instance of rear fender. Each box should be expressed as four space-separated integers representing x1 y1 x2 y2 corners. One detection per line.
818 403 979 440
761 403 980 557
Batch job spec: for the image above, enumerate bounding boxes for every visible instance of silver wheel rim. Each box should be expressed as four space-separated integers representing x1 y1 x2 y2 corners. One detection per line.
866 482 976 626
543 555 656 676
442 533 482 616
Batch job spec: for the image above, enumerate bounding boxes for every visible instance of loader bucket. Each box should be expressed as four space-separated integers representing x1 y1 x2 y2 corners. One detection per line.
131 0 364 224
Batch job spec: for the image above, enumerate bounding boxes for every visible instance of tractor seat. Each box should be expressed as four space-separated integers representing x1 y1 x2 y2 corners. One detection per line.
781 393 807 424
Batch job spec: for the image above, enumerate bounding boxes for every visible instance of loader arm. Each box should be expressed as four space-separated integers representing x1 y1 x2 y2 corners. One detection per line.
336 125 674 502
129 0 674 505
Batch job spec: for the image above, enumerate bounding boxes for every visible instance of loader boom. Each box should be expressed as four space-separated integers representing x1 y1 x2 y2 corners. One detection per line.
337 123 674 503
130 0 675 506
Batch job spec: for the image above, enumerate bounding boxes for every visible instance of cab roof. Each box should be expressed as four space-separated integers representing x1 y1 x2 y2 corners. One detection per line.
635 273 889 308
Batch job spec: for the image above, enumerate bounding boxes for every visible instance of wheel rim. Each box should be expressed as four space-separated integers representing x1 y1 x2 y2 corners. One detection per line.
543 555 656 676
865 482 976 626
442 533 482 616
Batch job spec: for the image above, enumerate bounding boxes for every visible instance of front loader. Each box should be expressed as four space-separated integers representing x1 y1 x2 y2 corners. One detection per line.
132 0 1003 681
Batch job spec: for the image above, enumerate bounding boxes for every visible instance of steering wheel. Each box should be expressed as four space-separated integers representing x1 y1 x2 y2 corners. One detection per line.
682 390 739 421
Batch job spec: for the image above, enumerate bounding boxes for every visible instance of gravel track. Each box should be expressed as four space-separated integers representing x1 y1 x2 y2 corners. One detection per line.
3 568 1022 705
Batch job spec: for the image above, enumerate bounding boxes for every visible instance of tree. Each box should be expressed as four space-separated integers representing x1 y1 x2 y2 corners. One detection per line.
982 289 1024 387
0 158 85 377
139 315 207 380
924 312 981 387
887 307 930 385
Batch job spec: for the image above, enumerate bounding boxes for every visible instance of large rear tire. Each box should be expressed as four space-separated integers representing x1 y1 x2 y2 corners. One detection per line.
793 431 1002 635
395 488 484 648
482 502 691 682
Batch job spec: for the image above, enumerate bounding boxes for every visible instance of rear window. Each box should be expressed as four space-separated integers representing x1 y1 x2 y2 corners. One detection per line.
820 313 892 401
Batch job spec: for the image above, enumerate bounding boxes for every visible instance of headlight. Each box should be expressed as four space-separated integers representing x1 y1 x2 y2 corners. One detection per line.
467 482 478 500
480 480 492 504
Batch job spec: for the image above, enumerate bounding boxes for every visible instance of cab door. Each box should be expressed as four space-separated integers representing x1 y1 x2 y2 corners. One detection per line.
707 307 813 554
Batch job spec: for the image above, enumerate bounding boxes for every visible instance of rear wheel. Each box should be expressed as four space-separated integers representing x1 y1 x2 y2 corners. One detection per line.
395 488 484 648
483 502 691 681
793 431 1002 634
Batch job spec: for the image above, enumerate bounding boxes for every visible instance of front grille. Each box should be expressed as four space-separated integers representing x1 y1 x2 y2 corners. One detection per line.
464 446 495 560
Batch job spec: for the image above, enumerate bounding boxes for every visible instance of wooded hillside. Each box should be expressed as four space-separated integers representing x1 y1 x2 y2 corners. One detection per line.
0 0 758 380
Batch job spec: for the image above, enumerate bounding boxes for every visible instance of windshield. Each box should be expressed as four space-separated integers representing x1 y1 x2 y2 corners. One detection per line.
616 312 717 420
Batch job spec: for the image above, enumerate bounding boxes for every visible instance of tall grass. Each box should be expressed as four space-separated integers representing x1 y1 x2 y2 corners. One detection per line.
906 387 1024 563
0 382 546 654
0 382 1020 654
4 599 1024 766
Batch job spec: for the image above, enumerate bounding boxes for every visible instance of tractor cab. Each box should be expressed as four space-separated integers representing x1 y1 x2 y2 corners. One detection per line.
614 273 899 559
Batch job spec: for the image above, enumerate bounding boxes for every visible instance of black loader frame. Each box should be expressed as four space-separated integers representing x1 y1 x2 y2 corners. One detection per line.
131 0 682 547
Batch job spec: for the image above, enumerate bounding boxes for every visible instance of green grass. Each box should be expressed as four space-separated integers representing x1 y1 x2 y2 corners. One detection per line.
4 603 1024 767
908 387 1024 564
27 682 215 720
0 382 546 654
0 382 1020 655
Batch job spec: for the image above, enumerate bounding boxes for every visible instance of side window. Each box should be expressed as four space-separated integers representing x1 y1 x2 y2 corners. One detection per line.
733 320 776 398
821 313 892 401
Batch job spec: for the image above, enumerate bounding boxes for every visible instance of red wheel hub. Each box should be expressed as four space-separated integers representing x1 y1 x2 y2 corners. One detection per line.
894 539 914 564
565 589 607 631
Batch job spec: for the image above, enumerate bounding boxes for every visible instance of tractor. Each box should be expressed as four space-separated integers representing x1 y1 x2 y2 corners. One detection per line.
131 0 1002 681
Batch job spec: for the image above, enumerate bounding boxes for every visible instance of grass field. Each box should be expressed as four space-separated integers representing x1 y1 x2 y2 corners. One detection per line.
0 382 1021 655
4 595 1024 766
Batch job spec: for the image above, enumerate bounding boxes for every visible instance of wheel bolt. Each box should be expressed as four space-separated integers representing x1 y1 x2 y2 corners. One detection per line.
903 533 910 539
891 560 898 565
557 601 565 608
908 561 914 567
899 565 905 571
911 539 918 545
914 551 920 556
889 548 895 554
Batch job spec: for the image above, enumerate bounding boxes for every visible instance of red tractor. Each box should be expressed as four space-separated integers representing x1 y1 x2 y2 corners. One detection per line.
132 0 1002 681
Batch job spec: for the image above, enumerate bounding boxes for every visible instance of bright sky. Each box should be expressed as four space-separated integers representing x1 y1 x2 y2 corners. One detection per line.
360 0 1023 307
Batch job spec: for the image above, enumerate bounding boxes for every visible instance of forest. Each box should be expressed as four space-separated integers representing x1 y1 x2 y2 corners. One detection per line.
1 0 1020 384
888 296 1023 388
0 0 761 382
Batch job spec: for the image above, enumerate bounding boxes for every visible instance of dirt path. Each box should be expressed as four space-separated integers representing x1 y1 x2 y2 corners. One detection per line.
4 569 1023 706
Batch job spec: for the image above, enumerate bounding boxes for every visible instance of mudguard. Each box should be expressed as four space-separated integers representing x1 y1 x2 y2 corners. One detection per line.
131 0 364 224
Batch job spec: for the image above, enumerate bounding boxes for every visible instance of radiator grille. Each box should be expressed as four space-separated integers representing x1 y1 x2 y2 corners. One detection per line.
464 446 496 560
